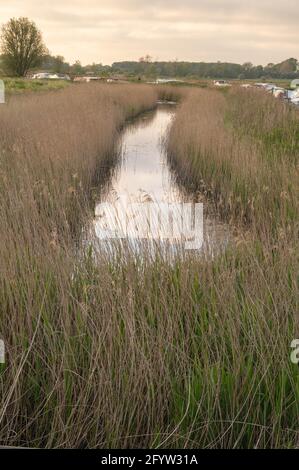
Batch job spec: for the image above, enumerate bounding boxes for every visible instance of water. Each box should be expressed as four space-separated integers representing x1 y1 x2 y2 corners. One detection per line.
89 103 230 258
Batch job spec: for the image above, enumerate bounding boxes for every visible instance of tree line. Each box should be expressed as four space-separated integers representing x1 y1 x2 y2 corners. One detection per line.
111 58 299 80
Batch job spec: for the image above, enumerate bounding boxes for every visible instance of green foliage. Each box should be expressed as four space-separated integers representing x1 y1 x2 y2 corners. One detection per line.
2 77 70 93
1 17 48 77
111 58 299 80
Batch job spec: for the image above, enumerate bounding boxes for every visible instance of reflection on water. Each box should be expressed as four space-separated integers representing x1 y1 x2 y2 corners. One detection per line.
89 103 230 257
100 105 178 203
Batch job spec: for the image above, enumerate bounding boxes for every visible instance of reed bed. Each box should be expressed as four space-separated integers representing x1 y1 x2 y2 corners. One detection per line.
0 83 157 234
165 88 299 447
0 84 298 449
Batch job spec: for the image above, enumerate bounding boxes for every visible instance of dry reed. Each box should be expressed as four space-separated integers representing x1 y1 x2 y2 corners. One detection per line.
0 84 298 449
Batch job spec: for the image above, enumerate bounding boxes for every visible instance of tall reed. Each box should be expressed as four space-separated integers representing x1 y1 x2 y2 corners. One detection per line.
0 84 298 449
167 88 299 238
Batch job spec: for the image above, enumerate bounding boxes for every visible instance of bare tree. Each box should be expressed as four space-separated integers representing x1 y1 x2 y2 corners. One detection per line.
1 17 48 77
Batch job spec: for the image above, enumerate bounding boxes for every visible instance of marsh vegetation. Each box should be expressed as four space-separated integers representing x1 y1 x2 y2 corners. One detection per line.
0 83 298 448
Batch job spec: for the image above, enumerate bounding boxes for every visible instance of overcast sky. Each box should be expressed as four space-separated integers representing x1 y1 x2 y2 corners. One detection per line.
0 0 298 65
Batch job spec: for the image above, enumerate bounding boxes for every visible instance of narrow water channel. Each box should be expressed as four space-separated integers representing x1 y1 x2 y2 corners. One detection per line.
89 103 230 257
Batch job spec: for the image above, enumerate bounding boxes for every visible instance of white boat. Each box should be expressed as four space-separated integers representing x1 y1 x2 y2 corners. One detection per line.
214 80 231 87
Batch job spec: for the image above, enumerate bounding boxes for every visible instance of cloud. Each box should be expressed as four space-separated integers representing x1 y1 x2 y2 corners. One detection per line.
0 1 298 64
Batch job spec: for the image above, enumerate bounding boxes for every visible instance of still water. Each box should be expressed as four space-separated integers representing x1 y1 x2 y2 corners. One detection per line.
89 103 230 257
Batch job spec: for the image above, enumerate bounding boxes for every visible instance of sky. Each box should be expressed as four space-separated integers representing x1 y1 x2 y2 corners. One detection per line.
0 0 298 65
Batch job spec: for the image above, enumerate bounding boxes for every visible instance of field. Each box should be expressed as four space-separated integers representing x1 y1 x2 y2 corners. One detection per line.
0 83 298 448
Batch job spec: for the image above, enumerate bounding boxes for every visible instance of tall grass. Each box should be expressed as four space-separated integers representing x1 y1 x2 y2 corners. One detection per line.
165 88 299 447
167 88 299 237
0 84 298 448
0 83 157 234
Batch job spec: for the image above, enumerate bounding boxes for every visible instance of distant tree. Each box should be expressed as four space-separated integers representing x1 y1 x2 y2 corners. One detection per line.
71 60 83 75
111 58 298 80
89 62 98 74
38 54 70 74
52 55 66 73
139 55 152 63
0 17 48 76
86 62 110 76
243 62 253 70
276 58 297 74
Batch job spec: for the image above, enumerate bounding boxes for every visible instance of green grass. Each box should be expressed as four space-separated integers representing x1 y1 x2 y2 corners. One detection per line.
1 77 71 94
227 89 299 162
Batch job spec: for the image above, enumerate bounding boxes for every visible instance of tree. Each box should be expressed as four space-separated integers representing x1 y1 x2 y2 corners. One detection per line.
243 62 253 70
71 60 83 75
52 55 66 74
0 17 47 76
139 55 152 63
